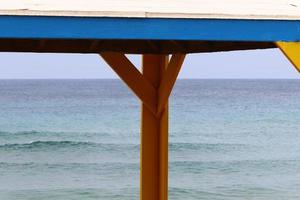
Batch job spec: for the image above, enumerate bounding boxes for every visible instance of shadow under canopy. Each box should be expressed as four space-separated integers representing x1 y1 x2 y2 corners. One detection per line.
0 39 276 54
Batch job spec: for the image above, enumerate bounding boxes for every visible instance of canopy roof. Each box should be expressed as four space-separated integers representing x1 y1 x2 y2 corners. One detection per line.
0 0 300 54
1 0 300 20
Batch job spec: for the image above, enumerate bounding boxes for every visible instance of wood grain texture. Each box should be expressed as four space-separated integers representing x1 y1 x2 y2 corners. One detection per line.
0 0 300 20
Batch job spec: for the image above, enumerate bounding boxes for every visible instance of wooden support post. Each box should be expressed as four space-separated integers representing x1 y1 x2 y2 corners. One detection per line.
276 42 300 73
100 53 185 200
141 55 169 200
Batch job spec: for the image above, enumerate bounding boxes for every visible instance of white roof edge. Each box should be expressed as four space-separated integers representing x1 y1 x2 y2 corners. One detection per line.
0 0 300 20
1 10 300 20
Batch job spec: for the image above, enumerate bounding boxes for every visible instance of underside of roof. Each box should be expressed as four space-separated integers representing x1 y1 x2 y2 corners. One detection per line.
0 39 276 54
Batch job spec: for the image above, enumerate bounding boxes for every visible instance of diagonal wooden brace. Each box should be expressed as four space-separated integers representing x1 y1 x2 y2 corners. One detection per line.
100 53 185 116
157 54 186 116
276 42 300 73
100 52 158 114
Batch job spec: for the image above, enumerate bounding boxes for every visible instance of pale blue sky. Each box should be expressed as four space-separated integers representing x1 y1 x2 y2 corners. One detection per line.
0 48 298 79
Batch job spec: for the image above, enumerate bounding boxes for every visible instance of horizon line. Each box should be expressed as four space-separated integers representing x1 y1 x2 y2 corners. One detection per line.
0 78 299 80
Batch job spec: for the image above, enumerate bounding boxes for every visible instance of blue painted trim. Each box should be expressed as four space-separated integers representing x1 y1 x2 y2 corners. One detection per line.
0 16 300 41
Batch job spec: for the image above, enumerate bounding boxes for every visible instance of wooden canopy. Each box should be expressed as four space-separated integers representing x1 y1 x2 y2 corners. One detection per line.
1 1 300 200
0 0 299 54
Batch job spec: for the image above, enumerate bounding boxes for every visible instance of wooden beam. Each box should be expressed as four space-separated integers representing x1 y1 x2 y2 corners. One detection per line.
141 55 169 200
157 54 185 115
0 39 275 54
276 42 300 73
100 52 157 114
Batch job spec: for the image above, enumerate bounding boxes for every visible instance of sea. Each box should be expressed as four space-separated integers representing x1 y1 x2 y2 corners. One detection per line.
1 79 300 200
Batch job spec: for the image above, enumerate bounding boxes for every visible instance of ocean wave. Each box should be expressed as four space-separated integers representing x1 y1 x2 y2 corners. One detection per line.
0 161 139 167
169 159 300 169
0 162 140 174
0 140 249 149
0 130 140 146
169 142 251 152
0 130 110 137
0 140 139 151
0 138 253 152
0 130 39 135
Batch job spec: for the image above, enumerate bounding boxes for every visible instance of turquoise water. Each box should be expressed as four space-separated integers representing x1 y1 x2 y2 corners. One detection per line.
1 79 300 199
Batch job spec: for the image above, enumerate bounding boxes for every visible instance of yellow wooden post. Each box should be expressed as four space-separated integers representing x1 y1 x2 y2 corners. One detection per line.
141 55 169 200
100 53 185 200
